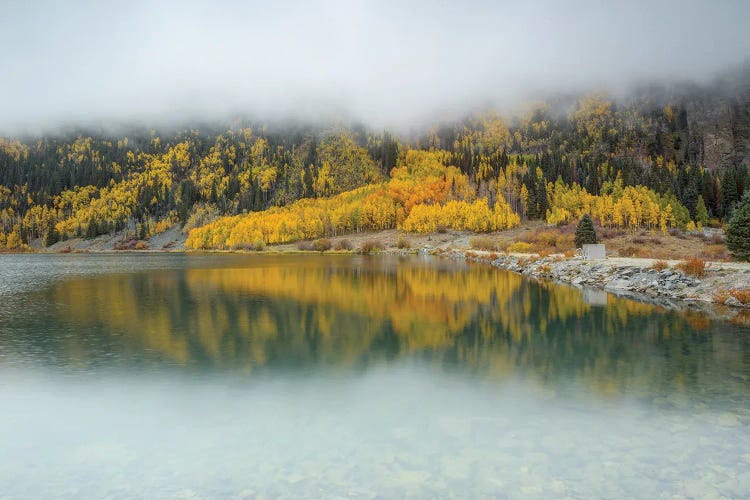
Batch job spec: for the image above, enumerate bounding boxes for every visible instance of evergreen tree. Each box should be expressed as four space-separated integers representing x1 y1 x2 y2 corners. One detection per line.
574 214 597 248
695 196 709 227
42 219 59 247
85 217 98 239
726 193 750 262
721 168 739 217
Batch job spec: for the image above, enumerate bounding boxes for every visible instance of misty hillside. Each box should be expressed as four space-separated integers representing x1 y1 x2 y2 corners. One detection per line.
1 70 749 249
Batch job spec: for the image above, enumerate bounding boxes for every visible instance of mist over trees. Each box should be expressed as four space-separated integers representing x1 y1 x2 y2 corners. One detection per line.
1 74 749 250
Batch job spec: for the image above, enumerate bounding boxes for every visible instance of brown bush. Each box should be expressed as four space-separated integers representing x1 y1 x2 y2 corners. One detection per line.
713 289 730 304
397 234 411 249
710 233 725 244
699 244 729 260
598 226 626 239
114 239 135 250
650 260 669 271
669 228 688 239
555 233 575 250
620 245 641 257
534 230 558 247
134 241 149 250
360 240 384 254
232 239 266 251
537 248 554 257
469 236 498 251
729 289 750 304
251 239 266 251
676 258 708 277
333 239 352 251
296 241 313 251
311 238 332 252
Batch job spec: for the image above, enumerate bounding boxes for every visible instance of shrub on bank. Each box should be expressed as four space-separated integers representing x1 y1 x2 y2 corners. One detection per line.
650 260 669 271
506 241 534 253
729 289 750 304
676 257 708 277
334 239 352 251
297 241 313 251
469 236 499 251
311 238 332 252
360 240 385 254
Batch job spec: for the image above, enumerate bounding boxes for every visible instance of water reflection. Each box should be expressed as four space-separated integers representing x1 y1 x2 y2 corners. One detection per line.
2 255 750 498
2 255 748 402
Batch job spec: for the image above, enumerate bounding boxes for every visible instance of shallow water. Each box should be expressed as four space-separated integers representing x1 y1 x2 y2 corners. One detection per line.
1 253 749 498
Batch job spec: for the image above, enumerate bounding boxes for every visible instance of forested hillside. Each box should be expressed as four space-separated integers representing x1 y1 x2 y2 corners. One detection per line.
1 74 749 251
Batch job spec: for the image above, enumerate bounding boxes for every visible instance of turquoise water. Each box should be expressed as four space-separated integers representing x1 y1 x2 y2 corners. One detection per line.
0 253 749 498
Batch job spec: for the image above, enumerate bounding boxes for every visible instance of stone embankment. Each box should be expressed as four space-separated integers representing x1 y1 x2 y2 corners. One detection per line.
457 251 750 311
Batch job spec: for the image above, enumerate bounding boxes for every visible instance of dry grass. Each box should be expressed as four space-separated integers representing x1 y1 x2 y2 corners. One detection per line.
729 289 750 304
498 226 576 255
333 239 352 251
698 244 730 260
669 228 689 240
360 240 385 254
507 241 534 253
713 289 730 304
397 234 411 249
311 238 332 252
620 245 641 257
600 227 728 261
650 259 669 271
469 236 500 251
676 258 708 278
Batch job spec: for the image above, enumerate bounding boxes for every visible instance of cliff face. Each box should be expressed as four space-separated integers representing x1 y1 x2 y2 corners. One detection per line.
684 72 750 171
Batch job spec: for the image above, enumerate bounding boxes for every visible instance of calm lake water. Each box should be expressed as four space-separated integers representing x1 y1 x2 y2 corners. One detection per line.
1 253 749 499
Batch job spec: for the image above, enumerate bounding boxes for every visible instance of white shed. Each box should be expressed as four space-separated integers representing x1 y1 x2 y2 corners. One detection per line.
582 244 606 260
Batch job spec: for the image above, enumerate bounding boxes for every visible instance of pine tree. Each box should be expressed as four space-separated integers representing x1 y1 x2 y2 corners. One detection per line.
574 214 597 248
726 193 750 262
85 217 98 239
695 195 709 227
42 221 59 247
721 168 739 217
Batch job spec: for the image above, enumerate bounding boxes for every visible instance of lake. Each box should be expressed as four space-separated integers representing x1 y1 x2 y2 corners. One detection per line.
1 253 749 498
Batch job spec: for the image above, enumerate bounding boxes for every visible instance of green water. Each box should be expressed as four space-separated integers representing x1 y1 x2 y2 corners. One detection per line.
1 253 749 498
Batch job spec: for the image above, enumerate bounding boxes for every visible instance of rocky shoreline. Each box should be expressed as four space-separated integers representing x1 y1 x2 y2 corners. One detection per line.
455 250 750 316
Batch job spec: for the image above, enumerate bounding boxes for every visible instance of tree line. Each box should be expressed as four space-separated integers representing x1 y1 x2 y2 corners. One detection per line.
0 93 748 250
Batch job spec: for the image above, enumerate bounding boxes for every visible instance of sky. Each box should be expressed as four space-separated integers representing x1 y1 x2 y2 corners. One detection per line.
2 0 750 132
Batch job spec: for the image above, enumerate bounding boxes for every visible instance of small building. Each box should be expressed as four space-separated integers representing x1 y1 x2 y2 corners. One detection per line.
582 244 606 260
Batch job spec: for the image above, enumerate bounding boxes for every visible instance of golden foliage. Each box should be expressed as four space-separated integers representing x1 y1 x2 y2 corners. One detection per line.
544 177 693 232
187 150 520 249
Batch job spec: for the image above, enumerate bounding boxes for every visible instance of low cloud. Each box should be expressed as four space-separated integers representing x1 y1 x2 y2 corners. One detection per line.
2 0 750 133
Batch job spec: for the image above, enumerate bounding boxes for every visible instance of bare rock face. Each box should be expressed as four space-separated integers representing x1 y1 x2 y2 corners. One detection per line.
685 72 750 171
